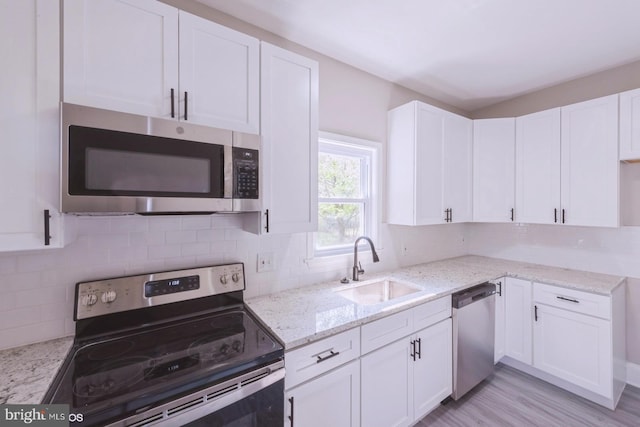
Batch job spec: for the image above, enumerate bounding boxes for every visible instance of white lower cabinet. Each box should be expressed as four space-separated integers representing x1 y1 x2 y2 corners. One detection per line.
361 297 452 427
493 278 506 363
533 304 611 396
504 277 532 365
284 328 360 427
285 360 360 427
284 296 452 427
498 278 626 409
361 320 452 427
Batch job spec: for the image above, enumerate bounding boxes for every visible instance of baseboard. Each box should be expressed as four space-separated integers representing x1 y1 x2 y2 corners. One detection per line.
627 362 640 388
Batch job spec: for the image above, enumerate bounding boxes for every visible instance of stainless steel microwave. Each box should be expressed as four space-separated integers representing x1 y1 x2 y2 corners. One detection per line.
61 103 260 214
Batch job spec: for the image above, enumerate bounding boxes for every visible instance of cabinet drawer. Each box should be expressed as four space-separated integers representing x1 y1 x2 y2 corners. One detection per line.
361 309 413 355
285 327 360 389
413 296 451 331
533 283 611 320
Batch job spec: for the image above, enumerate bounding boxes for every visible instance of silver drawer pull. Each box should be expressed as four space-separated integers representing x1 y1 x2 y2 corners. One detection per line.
316 349 340 363
557 296 579 304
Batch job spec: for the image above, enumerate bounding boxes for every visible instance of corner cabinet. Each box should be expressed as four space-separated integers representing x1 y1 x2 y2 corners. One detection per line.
473 118 516 222
63 0 259 133
387 101 472 225
257 42 319 234
0 0 64 252
503 277 533 365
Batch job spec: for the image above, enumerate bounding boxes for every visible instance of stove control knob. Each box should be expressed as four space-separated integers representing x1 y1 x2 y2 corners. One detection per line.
232 273 240 283
220 275 228 285
101 290 117 304
220 343 230 354
232 340 241 351
81 294 98 306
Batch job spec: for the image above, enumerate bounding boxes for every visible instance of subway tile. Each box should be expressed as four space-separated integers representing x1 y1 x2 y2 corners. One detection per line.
148 244 182 260
181 216 212 230
165 230 197 244
181 242 210 257
148 216 182 231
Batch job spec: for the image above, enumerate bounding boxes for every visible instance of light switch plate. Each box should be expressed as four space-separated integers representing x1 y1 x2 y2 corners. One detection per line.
257 252 275 272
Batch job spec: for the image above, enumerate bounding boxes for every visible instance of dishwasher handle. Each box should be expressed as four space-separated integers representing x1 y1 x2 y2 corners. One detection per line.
452 282 496 309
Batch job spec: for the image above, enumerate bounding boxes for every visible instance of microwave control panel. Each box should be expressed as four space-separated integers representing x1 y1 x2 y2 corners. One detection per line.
233 147 259 199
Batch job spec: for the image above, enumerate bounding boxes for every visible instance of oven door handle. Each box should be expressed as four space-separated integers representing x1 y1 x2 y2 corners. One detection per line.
108 364 285 427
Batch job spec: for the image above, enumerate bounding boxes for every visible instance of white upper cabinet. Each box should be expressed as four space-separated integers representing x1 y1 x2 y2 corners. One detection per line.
620 88 640 160
0 0 63 252
259 42 319 234
178 11 259 132
63 0 259 133
64 0 179 118
560 95 619 227
443 112 473 223
473 118 516 222
515 108 562 224
387 101 472 225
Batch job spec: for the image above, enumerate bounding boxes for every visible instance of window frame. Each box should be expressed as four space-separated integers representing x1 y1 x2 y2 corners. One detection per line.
311 131 381 258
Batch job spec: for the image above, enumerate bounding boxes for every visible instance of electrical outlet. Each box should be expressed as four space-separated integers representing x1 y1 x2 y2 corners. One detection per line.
257 252 275 272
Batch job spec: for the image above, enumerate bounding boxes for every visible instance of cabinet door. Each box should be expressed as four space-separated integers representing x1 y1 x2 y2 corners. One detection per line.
533 304 612 397
504 278 532 365
261 42 319 234
64 0 178 118
494 279 506 363
413 319 452 420
620 88 640 160
0 0 62 251
361 338 412 427
414 103 445 224
179 11 259 133
443 113 473 223
561 95 619 227
473 118 516 222
285 360 360 427
515 108 561 224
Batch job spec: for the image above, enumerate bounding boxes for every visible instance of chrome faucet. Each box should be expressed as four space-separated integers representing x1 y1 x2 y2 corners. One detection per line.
352 236 380 281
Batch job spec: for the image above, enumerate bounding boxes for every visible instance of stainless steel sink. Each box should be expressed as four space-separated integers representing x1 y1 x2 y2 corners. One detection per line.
335 279 422 305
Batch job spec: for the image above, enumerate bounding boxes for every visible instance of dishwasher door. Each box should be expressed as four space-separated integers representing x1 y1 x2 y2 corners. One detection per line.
451 282 496 400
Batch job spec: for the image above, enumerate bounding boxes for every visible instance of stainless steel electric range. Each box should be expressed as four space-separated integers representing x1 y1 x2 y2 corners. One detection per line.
43 263 284 426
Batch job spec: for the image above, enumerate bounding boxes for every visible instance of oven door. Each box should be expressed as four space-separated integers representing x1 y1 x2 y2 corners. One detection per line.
109 363 285 427
61 103 233 214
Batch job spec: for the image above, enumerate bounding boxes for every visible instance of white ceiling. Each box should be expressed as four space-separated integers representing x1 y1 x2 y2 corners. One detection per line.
197 0 640 112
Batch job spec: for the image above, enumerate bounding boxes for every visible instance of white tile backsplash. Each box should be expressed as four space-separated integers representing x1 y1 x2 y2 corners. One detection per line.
0 215 467 350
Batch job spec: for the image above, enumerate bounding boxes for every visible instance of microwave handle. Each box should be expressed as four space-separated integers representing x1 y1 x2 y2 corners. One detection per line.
224 145 233 199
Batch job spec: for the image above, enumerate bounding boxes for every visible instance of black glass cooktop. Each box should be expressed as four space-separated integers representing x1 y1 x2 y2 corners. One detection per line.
46 308 282 426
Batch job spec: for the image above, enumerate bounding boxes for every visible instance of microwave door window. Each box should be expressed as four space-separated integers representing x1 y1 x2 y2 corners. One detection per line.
86 148 210 194
68 125 225 198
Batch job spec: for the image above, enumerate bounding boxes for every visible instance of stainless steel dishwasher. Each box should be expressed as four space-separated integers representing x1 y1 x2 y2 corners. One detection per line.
451 282 496 400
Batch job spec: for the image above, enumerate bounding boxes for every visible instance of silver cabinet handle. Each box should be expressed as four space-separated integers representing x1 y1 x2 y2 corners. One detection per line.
557 295 579 304
316 349 340 363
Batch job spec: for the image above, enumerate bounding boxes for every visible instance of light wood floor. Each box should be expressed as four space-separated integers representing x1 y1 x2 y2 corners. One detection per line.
418 364 640 427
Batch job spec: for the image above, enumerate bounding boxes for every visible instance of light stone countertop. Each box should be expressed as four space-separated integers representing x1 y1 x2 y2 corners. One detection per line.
0 256 624 405
0 336 74 404
246 255 625 350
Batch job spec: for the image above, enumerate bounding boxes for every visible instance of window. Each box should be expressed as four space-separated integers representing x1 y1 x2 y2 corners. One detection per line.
314 132 379 257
